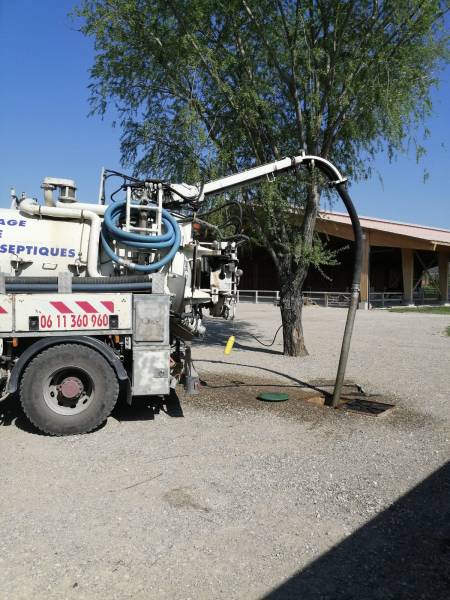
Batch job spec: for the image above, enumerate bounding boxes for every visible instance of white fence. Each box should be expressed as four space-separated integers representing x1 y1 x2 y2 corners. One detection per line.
236 289 442 307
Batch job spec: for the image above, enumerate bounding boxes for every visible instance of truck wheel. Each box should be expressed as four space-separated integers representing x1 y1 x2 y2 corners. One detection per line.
20 343 119 436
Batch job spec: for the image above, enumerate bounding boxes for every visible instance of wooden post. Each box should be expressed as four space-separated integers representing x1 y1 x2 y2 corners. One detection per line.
438 251 449 304
401 248 414 305
359 231 370 309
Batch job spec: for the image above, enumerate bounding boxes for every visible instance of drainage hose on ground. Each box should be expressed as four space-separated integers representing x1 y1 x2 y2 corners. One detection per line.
101 200 181 273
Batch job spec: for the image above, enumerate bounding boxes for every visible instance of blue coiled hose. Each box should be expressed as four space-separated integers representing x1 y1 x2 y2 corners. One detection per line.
101 200 181 273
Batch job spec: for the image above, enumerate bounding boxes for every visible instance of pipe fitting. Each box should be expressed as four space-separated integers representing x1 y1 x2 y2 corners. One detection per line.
19 197 103 278
41 177 77 207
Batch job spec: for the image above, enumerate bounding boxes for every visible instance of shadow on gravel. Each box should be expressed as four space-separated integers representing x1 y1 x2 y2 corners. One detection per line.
196 359 328 394
0 389 183 434
263 461 450 600
195 317 283 354
233 342 284 356
0 393 110 435
0 393 42 434
112 389 184 423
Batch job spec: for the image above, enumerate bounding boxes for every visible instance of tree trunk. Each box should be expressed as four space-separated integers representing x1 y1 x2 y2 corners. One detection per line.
279 267 308 356
276 180 320 357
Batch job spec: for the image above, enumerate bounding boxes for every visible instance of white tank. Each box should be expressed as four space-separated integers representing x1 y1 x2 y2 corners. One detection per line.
0 209 90 277
1 180 223 284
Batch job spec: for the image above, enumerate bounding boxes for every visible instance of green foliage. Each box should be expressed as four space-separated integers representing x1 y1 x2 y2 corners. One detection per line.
76 0 449 276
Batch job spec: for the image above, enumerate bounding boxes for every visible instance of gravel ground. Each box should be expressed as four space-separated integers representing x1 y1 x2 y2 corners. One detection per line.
1 304 449 599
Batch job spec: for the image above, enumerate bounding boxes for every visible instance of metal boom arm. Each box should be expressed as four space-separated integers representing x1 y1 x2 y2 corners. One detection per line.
201 153 363 408
202 154 346 197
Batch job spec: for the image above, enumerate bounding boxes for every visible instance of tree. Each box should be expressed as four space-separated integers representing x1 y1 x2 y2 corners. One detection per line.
76 0 448 355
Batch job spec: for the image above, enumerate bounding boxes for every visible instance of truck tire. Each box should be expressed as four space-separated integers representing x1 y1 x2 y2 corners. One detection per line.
20 343 119 436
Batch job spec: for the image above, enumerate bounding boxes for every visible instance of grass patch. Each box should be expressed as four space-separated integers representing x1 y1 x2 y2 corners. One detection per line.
446 326 450 337
389 306 450 315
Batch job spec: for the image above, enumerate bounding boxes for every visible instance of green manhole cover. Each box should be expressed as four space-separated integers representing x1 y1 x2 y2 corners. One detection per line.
257 392 289 402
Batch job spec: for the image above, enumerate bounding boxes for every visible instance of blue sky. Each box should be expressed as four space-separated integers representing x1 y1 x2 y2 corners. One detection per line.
1 1 449 228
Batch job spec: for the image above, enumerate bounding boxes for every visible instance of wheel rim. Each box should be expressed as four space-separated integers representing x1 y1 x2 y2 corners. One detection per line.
43 367 95 416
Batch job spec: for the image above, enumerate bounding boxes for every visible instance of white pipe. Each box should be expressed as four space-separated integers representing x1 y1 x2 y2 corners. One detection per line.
156 186 163 234
19 198 103 277
43 187 55 207
56 200 107 216
41 178 77 207
98 167 105 205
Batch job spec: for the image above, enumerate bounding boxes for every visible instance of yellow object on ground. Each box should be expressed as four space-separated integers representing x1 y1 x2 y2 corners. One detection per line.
224 335 235 355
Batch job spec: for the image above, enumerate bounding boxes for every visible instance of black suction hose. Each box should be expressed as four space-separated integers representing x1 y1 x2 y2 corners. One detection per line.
331 182 363 407
4 275 152 293
5 275 151 285
307 156 363 407
5 283 152 292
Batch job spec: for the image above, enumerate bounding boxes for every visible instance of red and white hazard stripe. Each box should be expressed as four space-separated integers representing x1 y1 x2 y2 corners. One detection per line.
0 296 13 332
48 300 115 314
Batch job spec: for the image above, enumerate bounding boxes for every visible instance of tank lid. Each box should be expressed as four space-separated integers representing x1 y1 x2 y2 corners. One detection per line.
41 177 76 190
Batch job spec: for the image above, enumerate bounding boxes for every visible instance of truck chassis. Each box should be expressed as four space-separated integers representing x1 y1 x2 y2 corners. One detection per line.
0 283 185 435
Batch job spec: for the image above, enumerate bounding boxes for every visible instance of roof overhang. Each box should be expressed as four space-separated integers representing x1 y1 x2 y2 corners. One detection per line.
316 212 450 253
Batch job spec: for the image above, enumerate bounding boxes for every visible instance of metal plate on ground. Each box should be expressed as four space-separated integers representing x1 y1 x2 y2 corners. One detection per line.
338 396 395 416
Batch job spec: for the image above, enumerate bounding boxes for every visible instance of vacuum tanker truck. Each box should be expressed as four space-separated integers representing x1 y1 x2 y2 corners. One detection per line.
0 154 357 435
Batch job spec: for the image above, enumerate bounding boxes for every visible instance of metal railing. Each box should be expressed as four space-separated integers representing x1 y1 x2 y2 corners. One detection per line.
236 289 444 307
303 291 352 307
412 288 443 306
369 292 404 308
236 289 351 307
370 290 442 307
237 290 279 304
